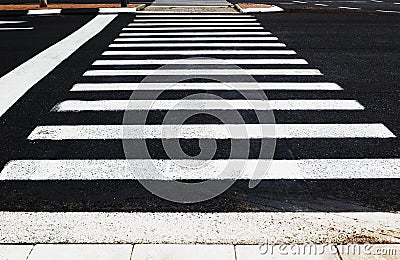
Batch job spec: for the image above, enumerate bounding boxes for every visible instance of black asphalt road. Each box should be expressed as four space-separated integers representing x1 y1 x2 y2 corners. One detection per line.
0 11 399 212
0 15 94 77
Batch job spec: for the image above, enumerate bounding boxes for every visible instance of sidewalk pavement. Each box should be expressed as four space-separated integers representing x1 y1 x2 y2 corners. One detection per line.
1 244 399 259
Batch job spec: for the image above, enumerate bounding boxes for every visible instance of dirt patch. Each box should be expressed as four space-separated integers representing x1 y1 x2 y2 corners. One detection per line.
237 3 273 9
0 4 139 11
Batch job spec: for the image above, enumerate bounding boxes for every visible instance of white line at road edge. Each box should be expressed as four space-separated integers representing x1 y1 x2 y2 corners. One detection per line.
0 15 117 118
27 124 395 139
93 59 306 65
2 159 400 180
0 212 398 243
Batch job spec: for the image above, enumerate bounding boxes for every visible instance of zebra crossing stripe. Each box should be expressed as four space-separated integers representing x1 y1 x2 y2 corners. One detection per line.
83 69 321 76
134 15 254 17
2 159 400 180
127 23 262 26
102 50 297 55
92 59 307 65
122 27 264 31
0 28 34 31
133 19 258 22
27 124 395 140
52 100 364 112
119 32 272 36
71 82 343 91
114 37 279 41
0 21 26 24
108 43 286 47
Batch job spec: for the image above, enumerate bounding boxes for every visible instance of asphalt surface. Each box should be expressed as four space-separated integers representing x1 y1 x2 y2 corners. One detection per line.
0 10 399 213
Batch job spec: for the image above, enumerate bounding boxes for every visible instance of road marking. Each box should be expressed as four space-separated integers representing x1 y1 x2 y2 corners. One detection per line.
99 8 136 13
114 36 279 41
292 1 308 3
376 9 400 13
122 27 264 31
28 124 395 140
133 19 257 22
135 15 253 17
108 42 286 47
2 158 400 180
102 50 297 55
0 211 398 243
371 0 383 2
0 15 117 118
119 32 272 36
92 59 307 65
338 6 361 9
52 100 364 112
314 3 329 6
27 9 61 15
0 21 26 24
83 69 322 76
127 22 261 26
71 82 343 91
0 28 34 31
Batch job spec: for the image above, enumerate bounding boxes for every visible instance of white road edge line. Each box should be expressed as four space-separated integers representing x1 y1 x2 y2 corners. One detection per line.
70 82 343 91
52 100 364 112
122 27 264 31
27 124 395 140
2 159 400 180
338 6 361 10
0 15 117 118
0 212 398 243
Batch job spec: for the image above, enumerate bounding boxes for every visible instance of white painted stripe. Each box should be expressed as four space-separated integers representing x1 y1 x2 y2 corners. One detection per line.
135 15 253 17
314 3 328 6
376 9 400 13
371 0 383 3
122 27 264 31
28 124 395 140
0 21 26 24
2 158 400 180
133 19 257 22
0 15 117 118
338 6 361 9
99 8 136 13
128 22 261 26
102 50 297 55
108 42 286 47
0 27 34 31
293 1 308 3
52 100 364 112
71 82 343 91
92 59 308 65
120 32 272 36
114 36 279 41
83 69 321 76
0 212 398 244
27 9 61 15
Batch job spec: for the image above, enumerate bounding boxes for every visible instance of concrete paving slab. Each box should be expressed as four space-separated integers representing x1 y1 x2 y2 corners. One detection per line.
0 245 33 260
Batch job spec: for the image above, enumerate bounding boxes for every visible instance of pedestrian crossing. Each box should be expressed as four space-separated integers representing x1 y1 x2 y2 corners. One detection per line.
0 14 398 187
0 20 33 31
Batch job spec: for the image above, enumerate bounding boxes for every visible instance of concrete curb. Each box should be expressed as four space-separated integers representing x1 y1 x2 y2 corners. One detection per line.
1 244 399 260
0 4 146 16
235 4 284 13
